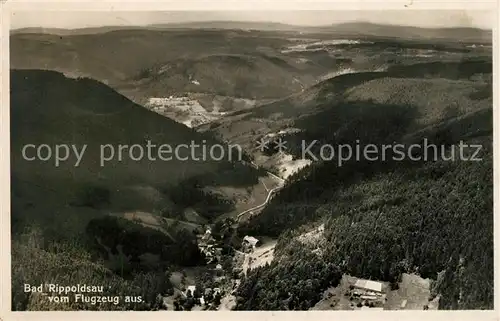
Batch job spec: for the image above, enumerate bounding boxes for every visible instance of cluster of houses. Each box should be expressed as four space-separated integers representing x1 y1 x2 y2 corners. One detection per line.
147 96 205 112
146 95 222 128
197 228 223 264
184 285 223 308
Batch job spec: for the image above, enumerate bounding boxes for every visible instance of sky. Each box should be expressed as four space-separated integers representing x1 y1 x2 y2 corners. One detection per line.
11 10 494 30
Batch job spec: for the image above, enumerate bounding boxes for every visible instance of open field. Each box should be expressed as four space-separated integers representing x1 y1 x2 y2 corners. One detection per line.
311 273 437 310
242 239 277 274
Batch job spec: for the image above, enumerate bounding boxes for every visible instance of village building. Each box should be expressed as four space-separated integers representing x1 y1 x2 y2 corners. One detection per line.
186 285 196 297
242 236 260 252
201 228 214 242
214 264 224 276
205 251 215 264
197 227 221 264
352 278 384 299
360 294 379 300
354 279 383 293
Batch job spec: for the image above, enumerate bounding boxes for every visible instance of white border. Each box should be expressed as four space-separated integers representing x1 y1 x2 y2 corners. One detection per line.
3 0 500 11
1 1 499 321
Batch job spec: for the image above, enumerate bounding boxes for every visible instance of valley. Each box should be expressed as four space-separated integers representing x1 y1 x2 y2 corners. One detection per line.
9 18 493 312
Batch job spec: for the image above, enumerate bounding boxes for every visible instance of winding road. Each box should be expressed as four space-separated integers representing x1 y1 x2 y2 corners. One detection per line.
236 173 284 219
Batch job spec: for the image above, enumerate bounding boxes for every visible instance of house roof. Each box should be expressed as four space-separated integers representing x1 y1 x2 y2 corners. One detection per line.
186 285 196 294
201 234 214 241
354 279 383 292
243 235 259 246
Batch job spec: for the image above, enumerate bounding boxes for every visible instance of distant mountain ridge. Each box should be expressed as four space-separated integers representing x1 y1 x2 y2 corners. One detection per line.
319 22 492 43
9 22 302 35
11 21 492 43
10 26 137 36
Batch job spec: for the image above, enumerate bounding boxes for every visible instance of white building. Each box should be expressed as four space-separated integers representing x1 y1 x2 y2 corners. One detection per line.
353 279 384 294
186 285 196 296
243 236 260 248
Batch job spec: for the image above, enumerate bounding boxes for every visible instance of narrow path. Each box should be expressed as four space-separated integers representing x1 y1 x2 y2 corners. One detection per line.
235 168 285 220
236 184 281 219
250 162 286 184
266 171 285 184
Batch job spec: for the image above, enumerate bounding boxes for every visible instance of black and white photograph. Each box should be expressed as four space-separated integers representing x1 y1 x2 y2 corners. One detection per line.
3 3 495 314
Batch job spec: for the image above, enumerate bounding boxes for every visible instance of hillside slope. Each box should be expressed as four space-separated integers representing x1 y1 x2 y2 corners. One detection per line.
13 27 489 108
11 68 263 242
10 69 264 310
10 30 306 101
127 53 309 99
233 59 493 310
205 59 491 169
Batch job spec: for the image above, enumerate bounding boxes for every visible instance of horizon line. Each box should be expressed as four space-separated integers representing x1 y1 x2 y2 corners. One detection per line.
10 20 493 32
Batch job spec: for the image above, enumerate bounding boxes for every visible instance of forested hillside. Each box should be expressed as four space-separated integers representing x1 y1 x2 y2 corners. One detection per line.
235 60 493 310
10 70 260 310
